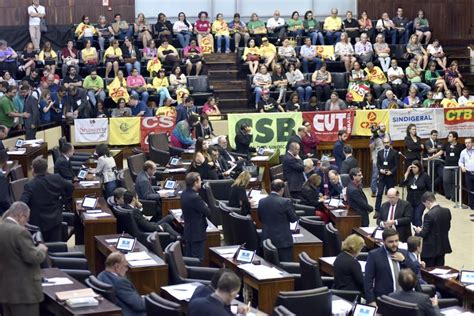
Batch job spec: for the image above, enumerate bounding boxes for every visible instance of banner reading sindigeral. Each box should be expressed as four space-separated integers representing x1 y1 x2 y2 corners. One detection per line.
227 112 303 151
302 110 355 142
388 108 437 140
74 118 108 143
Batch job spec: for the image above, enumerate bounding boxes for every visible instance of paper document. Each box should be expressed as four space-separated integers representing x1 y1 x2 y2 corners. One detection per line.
250 156 269 162
79 181 100 187
332 299 353 315
329 199 344 208
292 234 304 238
359 261 366 273
162 282 201 301
23 139 44 145
320 256 337 266
105 238 118 244
42 277 73 287
125 251 151 261
238 263 286 279
467 284 474 291
439 273 458 280
431 268 452 275
360 226 377 235
84 212 110 218
166 168 187 173
7 151 26 155
215 247 240 258
128 259 158 267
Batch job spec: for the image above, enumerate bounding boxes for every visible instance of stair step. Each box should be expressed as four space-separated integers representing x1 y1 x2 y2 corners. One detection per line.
218 98 250 110
214 89 247 99
204 53 237 62
210 80 246 89
208 69 239 80
205 63 238 71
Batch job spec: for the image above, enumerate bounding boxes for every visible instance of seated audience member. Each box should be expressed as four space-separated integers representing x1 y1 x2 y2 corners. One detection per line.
54 142 76 181
111 98 131 117
62 65 82 89
61 40 79 79
303 10 324 45
365 62 391 99
358 11 375 41
286 63 313 104
83 69 105 107
189 138 218 181
202 96 221 116
170 115 199 149
127 68 148 104
278 39 300 71
135 160 170 216
407 34 428 70
0 150 11 215
285 92 301 112
19 42 37 77
287 11 305 45
169 66 190 104
228 170 252 215
0 40 18 79
110 13 133 40
425 61 448 93
403 87 421 108
122 37 141 76
334 234 365 293
155 12 173 41
347 168 373 227
381 90 404 109
458 88 474 106
242 38 260 75
389 269 440 316
183 39 203 76
75 15 97 43
324 8 343 45
152 69 174 107
373 33 391 72
445 61 464 97
441 90 458 108
392 7 411 44
423 91 437 108
344 11 360 44
259 37 277 69
375 12 397 45
247 13 267 45
258 89 283 113
121 190 180 240
312 63 332 102
195 114 215 139
98 252 146 316
212 13 231 53
228 13 250 52
173 12 193 48
427 39 447 70
157 38 180 68
175 94 196 122
38 41 57 76
253 64 272 108
266 10 286 45
387 59 408 99
299 36 322 74
328 169 351 198
209 146 233 179
335 32 356 72
359 92 377 110
301 174 330 223
107 187 127 208
413 10 432 45
103 39 123 79
97 15 113 51
128 94 152 117
325 91 347 111
194 11 214 54
134 13 153 48
282 142 305 199
354 32 373 65
188 271 248 316
406 58 431 97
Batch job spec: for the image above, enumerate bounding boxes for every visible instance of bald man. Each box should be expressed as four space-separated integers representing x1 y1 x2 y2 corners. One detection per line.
377 188 413 242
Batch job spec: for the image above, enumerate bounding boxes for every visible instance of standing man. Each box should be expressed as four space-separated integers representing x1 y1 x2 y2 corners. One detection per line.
181 172 211 261
0 150 11 215
333 129 348 171
286 126 308 159
258 179 298 262
0 86 29 132
414 192 452 267
375 136 398 214
364 228 417 307
369 123 389 198
176 96 196 123
340 145 358 174
377 188 412 242
282 142 305 199
28 0 46 51
425 129 443 191
53 142 76 181
21 157 74 242
459 138 474 210
24 86 40 140
347 167 373 227
234 122 255 157
0 202 48 316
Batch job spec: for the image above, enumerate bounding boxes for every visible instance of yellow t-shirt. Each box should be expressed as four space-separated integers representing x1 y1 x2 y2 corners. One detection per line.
152 76 169 89
365 66 387 85
212 20 230 36
441 98 459 108
324 16 342 31
259 43 276 58
242 47 261 60
157 45 178 57
103 46 122 61
81 47 97 62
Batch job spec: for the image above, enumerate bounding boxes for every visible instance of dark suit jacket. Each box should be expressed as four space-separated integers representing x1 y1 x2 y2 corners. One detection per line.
334 251 364 293
377 200 413 242
121 204 159 232
364 246 417 303
54 155 75 181
415 205 452 259
135 171 160 201
405 135 423 162
175 104 196 123
0 218 46 304
97 270 146 316
188 294 232 316
234 131 253 156
377 148 399 177
216 144 237 165
389 291 441 316
24 92 40 129
0 172 11 215
258 193 298 249
330 174 351 196
340 155 358 175
347 181 373 227
181 188 211 242
286 134 305 159
282 152 305 193
333 140 345 170
20 173 74 231
300 183 323 209
424 138 441 157
403 173 431 206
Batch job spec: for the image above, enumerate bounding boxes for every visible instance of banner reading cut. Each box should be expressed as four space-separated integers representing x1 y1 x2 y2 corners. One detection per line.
353 109 390 137
227 112 302 151
389 108 437 140
109 117 141 145
140 116 176 152
302 110 355 142
74 118 108 143
441 107 474 138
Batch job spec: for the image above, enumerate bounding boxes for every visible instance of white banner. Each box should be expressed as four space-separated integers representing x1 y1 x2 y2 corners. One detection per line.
74 118 108 143
388 108 438 141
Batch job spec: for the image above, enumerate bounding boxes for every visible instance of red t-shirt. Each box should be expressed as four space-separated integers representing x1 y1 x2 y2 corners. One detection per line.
195 20 211 32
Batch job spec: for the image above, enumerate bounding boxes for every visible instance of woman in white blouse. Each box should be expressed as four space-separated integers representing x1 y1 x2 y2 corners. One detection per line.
335 32 356 72
173 12 193 48
91 143 117 198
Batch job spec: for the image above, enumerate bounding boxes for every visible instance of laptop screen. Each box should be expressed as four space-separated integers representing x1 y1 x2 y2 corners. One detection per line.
460 270 474 284
82 197 97 209
116 237 136 253
235 249 255 263
353 304 377 316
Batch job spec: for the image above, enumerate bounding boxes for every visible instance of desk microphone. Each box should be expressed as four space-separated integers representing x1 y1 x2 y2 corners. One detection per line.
397 151 407 159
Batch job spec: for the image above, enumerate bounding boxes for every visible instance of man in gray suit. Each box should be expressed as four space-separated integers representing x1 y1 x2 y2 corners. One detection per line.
0 202 48 316
389 268 441 316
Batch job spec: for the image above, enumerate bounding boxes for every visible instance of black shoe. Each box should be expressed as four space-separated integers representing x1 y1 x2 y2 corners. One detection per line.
373 212 379 219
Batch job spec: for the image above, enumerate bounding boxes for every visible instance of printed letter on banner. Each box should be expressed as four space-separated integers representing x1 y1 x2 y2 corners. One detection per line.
388 108 435 140
74 118 108 143
140 116 176 152
443 107 474 137
302 110 354 142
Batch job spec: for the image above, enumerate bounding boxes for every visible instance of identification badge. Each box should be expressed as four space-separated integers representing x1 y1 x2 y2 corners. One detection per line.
324 184 328 188
411 184 417 190
450 152 455 157
383 161 388 166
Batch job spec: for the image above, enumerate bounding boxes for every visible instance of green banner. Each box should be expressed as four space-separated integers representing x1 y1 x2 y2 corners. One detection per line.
227 112 303 151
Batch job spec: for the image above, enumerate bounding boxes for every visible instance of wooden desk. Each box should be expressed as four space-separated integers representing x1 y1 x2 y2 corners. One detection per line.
318 256 366 277
74 198 117 273
422 266 474 310
8 142 48 177
41 268 121 315
250 150 280 193
209 246 294 315
73 175 103 199
329 208 362 240
292 227 323 262
160 168 187 181
95 234 169 295
352 227 381 250
160 179 185 217
78 149 124 170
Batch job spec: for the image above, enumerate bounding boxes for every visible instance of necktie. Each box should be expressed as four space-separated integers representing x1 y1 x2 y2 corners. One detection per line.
389 204 395 221
384 150 388 160
391 258 401 291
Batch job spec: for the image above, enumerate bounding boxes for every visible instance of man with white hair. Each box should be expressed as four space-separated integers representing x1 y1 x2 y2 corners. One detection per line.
0 202 48 316
286 126 308 159
303 158 315 180
266 10 286 44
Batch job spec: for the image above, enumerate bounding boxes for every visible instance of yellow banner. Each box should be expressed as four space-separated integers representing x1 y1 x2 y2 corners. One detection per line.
353 109 390 136
109 117 141 145
316 45 335 59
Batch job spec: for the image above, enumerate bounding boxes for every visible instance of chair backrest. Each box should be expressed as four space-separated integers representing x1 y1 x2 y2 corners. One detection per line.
203 182 221 226
166 241 189 282
269 164 284 181
277 287 332 316
274 305 297 316
147 232 165 260
150 146 171 167
217 201 235 245
145 293 183 316
10 178 28 201
229 212 259 252
113 206 148 245
206 179 234 201
298 252 324 290
187 75 210 93
299 217 329 256
127 153 146 182
377 295 421 316
262 239 281 266
85 275 116 303
331 72 349 89
149 133 169 151
119 168 135 192
8 165 25 181
325 222 341 256
49 256 89 270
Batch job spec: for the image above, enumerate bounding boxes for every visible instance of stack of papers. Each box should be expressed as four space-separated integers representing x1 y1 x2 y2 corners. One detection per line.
431 268 452 275
84 212 110 219
7 150 26 155
320 256 337 265
105 238 118 243
250 156 269 162
125 251 158 267
42 277 73 287
170 209 183 221
238 263 286 279
162 283 201 301
23 139 44 145
332 299 353 315
215 247 240 259
79 181 100 187
166 168 187 173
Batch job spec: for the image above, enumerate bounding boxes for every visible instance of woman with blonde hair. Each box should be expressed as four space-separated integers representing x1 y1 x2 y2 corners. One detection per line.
333 234 365 293
229 170 251 215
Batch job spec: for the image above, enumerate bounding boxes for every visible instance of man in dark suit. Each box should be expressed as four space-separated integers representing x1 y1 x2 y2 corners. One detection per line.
389 269 441 316
216 136 238 167
24 87 40 140
347 167 373 227
53 142 77 181
328 170 351 197
0 150 11 215
234 123 255 157
258 179 299 262
333 129 348 171
181 172 211 261
286 126 308 159
375 136 399 213
21 157 74 242
424 129 443 190
377 188 412 242
0 202 48 316
340 145 359 174
175 96 197 123
316 160 337 196
98 252 146 316
282 142 305 199
414 192 452 267
364 228 418 306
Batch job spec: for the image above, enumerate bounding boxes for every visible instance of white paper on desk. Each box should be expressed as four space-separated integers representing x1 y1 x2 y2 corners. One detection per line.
329 198 344 208
467 284 474 291
170 209 182 219
359 261 366 273
460 312 474 316
128 259 158 267
42 277 74 286
292 234 304 238
159 189 176 195
162 283 201 301
167 168 187 173
320 256 337 266
439 273 458 280
441 306 465 316
84 212 110 218
332 299 353 314
23 139 44 145
431 268 452 275
360 226 377 235
7 150 27 155
238 263 285 279
215 247 240 258
105 238 118 244
125 251 151 261
79 181 100 187
250 156 269 162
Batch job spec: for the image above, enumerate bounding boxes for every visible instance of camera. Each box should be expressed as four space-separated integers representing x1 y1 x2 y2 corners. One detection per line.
370 124 380 137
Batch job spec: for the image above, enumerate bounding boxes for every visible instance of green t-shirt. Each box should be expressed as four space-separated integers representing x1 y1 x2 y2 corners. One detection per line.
423 99 434 107
0 95 16 128
83 75 104 90
405 67 421 83
303 19 320 31
247 20 265 31
287 18 303 31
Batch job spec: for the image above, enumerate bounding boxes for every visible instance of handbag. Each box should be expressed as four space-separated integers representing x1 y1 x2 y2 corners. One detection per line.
246 54 260 62
189 55 202 63
402 52 414 60
294 80 310 88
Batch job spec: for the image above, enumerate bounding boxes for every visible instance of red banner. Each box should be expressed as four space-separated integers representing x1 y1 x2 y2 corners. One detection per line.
140 116 176 152
302 110 355 142
444 107 474 125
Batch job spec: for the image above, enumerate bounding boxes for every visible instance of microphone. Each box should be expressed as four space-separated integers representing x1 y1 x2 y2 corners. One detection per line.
397 151 407 159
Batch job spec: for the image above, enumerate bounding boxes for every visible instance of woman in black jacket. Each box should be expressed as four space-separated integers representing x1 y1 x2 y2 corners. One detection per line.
402 160 431 226
404 124 424 166
228 171 251 216
300 174 330 223
333 234 365 293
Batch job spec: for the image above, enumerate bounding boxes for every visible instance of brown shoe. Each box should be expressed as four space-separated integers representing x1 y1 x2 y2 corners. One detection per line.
371 192 376 198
